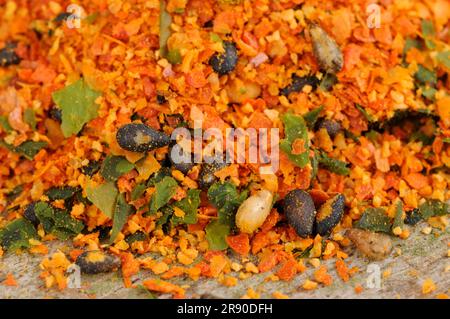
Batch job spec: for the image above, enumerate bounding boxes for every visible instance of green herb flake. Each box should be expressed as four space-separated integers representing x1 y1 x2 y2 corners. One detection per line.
148 176 178 215
125 231 147 245
167 49 182 65
356 104 374 123
303 105 324 129
436 51 450 70
6 185 23 202
156 206 174 228
16 141 47 159
159 0 172 58
280 113 310 168
52 78 101 138
317 152 350 176
0 218 37 251
52 211 85 240
85 12 99 24
173 7 185 14
293 246 312 259
205 182 248 250
172 189 201 225
45 186 79 201
365 130 379 142
205 221 231 251
100 155 134 182
418 199 449 220
403 37 422 57
0 116 12 133
410 130 434 146
8 140 48 160
34 202 84 240
420 86 437 101
209 33 222 43
355 207 391 233
24 108 37 130
86 181 119 218
310 151 319 181
421 20 436 49
147 167 171 186
392 200 404 232
415 64 437 86
110 193 135 244
344 129 360 143
131 183 147 201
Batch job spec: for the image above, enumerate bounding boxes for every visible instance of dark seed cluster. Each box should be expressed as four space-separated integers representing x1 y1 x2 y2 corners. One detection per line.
284 190 345 237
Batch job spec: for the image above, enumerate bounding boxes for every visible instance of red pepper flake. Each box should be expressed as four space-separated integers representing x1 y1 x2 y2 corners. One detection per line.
336 259 350 282
226 233 250 256
276 256 298 281
142 279 185 298
314 265 333 286
3 273 18 286
354 285 364 294
120 252 140 288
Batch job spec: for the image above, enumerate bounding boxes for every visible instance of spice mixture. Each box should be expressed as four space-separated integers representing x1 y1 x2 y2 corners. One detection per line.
0 0 449 298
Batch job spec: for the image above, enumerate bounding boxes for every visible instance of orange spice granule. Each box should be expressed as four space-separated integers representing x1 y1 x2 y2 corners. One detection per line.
209 254 229 278
276 256 298 281
220 275 238 287
29 244 49 255
297 259 307 273
142 279 185 299
383 268 392 279
226 233 250 256
272 291 289 299
242 288 260 299
3 273 18 287
120 252 140 288
39 250 71 290
161 266 185 280
69 249 84 262
302 279 318 290
354 285 364 294
151 261 169 275
336 259 350 282
422 278 437 295
185 266 202 281
314 266 333 286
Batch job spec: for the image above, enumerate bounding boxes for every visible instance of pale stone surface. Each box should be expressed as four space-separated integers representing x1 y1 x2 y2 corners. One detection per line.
0 223 448 299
